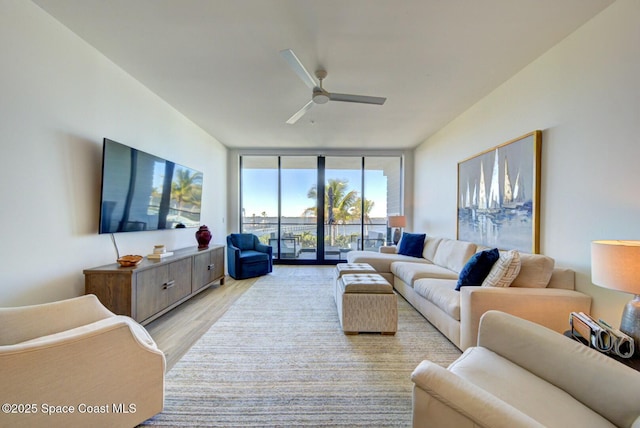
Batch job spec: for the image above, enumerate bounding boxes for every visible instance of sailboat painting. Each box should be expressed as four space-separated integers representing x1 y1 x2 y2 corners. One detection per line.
457 131 542 253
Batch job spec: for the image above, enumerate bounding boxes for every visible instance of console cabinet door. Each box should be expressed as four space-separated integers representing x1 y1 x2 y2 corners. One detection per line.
211 246 224 280
166 257 192 305
136 265 169 321
136 258 192 322
192 247 224 292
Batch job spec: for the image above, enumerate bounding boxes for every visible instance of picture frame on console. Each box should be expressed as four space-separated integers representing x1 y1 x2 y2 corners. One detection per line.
457 130 541 253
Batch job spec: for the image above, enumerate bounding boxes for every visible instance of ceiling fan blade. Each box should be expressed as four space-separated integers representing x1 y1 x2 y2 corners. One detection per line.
286 100 314 124
329 93 386 105
280 49 316 89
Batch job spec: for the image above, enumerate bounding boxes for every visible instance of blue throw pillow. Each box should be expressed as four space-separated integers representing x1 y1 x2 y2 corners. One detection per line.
397 233 426 258
456 248 500 291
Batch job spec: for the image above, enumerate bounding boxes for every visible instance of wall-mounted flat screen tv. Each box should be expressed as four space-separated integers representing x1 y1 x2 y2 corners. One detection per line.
99 138 203 234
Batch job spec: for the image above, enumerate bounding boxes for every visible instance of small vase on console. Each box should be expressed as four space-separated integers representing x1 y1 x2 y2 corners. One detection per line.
195 225 212 249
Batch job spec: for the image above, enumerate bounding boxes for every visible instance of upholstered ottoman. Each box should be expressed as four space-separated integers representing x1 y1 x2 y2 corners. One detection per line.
334 262 377 285
334 263 379 319
335 273 398 335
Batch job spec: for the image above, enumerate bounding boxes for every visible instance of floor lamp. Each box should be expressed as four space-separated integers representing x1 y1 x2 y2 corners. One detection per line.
591 240 640 356
388 215 406 245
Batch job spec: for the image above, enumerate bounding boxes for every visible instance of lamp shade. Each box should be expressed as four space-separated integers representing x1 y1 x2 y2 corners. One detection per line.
591 240 640 295
388 215 406 228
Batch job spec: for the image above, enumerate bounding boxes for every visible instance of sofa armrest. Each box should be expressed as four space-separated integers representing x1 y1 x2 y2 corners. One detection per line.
411 360 544 428
379 245 397 254
0 317 165 427
227 243 241 258
459 287 591 351
256 242 273 256
477 311 640 428
10 315 160 352
0 294 115 346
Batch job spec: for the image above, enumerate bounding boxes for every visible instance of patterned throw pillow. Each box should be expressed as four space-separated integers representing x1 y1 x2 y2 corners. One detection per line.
482 250 522 288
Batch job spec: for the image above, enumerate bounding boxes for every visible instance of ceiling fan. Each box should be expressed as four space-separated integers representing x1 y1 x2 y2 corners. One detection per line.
280 49 386 124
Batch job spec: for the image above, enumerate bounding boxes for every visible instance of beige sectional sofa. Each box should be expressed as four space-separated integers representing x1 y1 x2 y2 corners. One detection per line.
346 236 592 350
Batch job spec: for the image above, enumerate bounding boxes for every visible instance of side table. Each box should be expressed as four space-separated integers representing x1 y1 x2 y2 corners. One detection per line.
563 331 640 372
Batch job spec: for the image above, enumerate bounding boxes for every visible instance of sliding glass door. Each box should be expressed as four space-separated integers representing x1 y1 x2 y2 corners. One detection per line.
240 155 402 264
324 157 362 260
280 157 317 260
240 156 278 246
365 156 403 246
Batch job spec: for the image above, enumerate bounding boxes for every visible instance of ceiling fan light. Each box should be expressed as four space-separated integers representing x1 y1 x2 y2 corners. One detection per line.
313 92 330 104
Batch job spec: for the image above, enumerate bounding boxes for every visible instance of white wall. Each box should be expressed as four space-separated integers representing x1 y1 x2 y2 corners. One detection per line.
0 1 227 306
414 0 640 324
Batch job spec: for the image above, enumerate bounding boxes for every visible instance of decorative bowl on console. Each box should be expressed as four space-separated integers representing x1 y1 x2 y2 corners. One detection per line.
117 255 143 267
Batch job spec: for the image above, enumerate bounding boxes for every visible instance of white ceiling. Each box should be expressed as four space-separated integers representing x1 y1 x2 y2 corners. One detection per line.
33 0 613 150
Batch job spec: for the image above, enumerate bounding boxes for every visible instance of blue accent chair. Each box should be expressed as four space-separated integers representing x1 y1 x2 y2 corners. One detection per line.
227 233 273 279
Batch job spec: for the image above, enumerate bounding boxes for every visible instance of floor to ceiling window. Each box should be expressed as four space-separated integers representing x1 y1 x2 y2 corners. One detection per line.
365 156 403 246
279 156 317 260
239 156 278 247
240 155 402 264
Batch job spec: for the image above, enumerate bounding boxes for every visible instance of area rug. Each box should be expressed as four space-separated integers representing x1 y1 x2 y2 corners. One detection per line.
141 267 461 427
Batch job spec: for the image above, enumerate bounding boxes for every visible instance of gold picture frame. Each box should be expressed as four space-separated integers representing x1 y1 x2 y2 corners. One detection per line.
457 131 542 253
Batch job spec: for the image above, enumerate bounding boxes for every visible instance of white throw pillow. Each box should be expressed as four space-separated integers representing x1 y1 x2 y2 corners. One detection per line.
482 250 521 287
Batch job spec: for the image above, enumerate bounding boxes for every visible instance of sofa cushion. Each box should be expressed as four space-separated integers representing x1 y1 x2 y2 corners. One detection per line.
546 268 576 290
346 250 429 274
421 237 443 262
511 253 555 288
413 278 460 320
231 233 256 250
433 239 477 273
456 248 499 291
238 250 270 264
482 250 521 288
397 233 426 258
449 347 616 428
391 261 458 286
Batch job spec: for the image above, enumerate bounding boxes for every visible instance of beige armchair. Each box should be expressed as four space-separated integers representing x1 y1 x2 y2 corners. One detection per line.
0 294 165 428
412 310 640 428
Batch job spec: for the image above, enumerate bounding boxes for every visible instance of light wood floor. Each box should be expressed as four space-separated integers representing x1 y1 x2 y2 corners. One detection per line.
145 274 260 371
